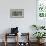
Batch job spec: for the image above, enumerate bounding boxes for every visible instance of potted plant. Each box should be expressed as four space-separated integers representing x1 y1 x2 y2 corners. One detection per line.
33 32 46 43
32 25 38 30
32 24 45 30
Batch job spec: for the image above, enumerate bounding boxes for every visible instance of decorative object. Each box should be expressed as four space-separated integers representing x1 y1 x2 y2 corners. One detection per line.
10 9 24 18
32 24 45 30
33 32 46 39
11 27 18 34
33 32 46 43
32 25 38 30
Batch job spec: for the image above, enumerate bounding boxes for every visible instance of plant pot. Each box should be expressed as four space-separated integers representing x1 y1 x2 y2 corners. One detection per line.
40 38 45 43
37 39 40 43
37 39 45 44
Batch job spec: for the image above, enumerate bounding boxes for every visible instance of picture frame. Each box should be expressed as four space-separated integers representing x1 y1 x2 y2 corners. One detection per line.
10 9 24 18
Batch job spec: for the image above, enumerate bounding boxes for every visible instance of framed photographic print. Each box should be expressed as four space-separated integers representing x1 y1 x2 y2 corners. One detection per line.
10 9 24 18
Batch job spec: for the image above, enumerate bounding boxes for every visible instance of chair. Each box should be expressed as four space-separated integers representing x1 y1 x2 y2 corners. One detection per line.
4 27 19 46
18 33 30 46
4 33 18 46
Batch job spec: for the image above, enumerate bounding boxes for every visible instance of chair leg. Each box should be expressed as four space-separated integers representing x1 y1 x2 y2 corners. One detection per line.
4 33 7 46
4 41 7 46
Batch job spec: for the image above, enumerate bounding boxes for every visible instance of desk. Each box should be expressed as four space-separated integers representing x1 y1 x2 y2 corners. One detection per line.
4 33 18 46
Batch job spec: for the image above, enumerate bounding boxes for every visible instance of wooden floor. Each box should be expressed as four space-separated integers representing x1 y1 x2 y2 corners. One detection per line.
0 42 46 46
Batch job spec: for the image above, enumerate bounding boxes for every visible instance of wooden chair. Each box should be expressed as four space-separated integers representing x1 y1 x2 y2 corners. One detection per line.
4 33 18 46
18 33 30 46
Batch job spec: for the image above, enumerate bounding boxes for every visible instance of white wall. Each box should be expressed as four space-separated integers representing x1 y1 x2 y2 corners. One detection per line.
0 0 36 42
